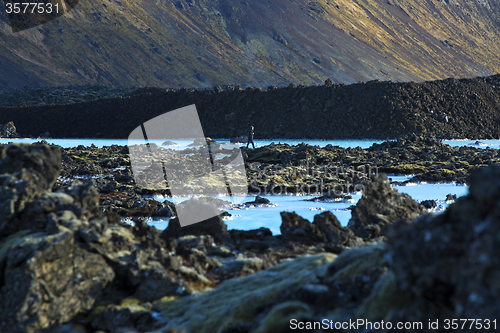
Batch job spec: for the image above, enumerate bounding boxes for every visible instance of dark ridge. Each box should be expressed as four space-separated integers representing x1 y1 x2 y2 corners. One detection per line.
1 75 500 139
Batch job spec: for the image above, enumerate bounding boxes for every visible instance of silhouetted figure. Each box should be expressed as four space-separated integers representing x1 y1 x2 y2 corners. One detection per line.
246 126 255 149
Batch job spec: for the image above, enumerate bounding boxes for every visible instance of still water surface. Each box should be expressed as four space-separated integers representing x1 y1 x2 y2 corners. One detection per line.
1 138 476 234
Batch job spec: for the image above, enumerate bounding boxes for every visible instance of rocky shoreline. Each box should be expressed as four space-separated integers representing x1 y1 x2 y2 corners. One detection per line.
1 74 500 139
57 133 496 200
0 138 499 332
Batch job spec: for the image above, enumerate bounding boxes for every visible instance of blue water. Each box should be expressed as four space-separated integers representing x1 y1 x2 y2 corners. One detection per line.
225 181 468 234
146 179 469 235
1 138 478 235
2 137 499 150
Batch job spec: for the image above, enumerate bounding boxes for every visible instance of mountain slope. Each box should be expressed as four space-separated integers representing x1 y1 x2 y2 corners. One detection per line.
0 0 500 89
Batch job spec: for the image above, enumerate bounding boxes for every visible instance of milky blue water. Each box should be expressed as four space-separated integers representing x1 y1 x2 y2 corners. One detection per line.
147 179 469 235
2 137 500 149
1 137 479 235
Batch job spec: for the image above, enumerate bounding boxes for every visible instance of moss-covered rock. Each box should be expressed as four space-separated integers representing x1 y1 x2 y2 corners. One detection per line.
153 253 336 333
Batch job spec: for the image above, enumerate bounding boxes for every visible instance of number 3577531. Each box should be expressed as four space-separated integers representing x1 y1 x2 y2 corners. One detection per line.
5 2 59 14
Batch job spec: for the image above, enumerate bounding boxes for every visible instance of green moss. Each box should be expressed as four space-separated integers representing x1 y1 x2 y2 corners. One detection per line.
154 253 336 333
388 164 428 174
325 242 387 284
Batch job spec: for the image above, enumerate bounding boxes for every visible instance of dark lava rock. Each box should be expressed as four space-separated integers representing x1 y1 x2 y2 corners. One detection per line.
215 256 265 279
280 211 324 244
0 230 115 333
229 227 273 241
6 75 500 140
161 213 231 244
254 195 271 204
347 174 424 240
387 165 500 323
0 143 61 192
90 302 159 333
242 195 272 206
0 121 19 138
280 211 357 247
420 199 437 209
445 193 457 202
0 143 115 333
0 143 62 236
229 227 275 252
0 143 217 332
313 211 358 247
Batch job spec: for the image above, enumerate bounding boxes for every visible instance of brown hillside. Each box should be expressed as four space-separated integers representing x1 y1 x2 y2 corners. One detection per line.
1 0 500 89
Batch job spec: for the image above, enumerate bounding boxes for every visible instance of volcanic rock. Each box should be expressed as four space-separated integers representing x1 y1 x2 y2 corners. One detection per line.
0 121 19 138
420 199 438 209
386 165 500 323
161 212 231 244
280 211 323 244
348 174 424 240
313 211 358 248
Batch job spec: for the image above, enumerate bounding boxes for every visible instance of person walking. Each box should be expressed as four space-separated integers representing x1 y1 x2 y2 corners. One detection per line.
246 126 255 149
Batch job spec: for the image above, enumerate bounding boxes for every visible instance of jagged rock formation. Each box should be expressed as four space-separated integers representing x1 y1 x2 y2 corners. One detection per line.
348 174 425 240
0 144 115 333
280 211 359 248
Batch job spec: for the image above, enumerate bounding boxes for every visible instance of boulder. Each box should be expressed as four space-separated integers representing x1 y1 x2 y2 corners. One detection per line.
241 195 272 207
312 211 358 247
0 229 115 333
0 143 61 192
229 227 273 241
0 143 184 332
215 256 264 279
134 263 190 302
173 235 215 255
280 211 357 247
347 174 424 240
445 193 457 202
229 227 275 252
420 199 437 209
0 121 19 138
254 195 271 204
387 165 500 323
161 213 231 244
279 211 323 244
0 144 62 236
